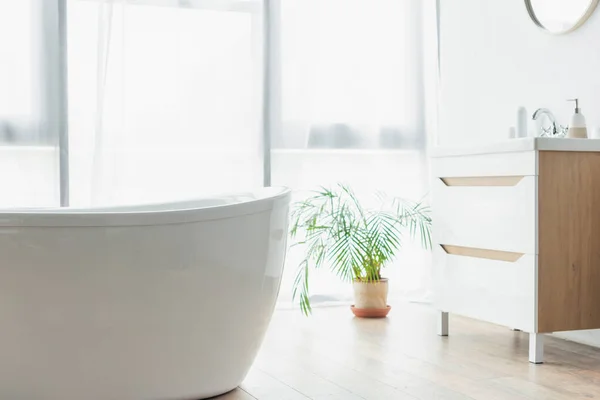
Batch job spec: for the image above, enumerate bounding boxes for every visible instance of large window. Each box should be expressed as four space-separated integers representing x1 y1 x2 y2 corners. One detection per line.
67 0 264 206
0 1 39 144
274 0 425 151
0 0 437 307
271 0 433 307
0 0 64 208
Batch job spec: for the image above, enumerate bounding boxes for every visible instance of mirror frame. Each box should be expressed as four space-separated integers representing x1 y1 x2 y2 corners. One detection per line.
525 0 600 34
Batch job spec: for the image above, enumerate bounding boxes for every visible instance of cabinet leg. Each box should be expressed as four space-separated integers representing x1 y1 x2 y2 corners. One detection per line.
529 333 544 364
437 311 449 336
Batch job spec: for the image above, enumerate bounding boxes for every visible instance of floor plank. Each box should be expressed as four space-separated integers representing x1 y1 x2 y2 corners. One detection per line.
212 303 600 400
212 388 257 400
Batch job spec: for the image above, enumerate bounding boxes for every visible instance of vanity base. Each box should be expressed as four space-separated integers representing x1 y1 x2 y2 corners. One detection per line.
432 146 600 364
436 311 545 364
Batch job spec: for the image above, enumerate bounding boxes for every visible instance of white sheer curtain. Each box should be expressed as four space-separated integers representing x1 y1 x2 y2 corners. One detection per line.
271 0 438 308
67 0 265 207
0 1 37 145
0 0 61 208
62 0 438 308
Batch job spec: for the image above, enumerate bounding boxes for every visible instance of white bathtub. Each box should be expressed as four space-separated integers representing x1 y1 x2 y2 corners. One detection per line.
0 186 291 400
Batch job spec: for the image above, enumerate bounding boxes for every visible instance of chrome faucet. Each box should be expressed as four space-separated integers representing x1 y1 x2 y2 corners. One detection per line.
532 108 558 136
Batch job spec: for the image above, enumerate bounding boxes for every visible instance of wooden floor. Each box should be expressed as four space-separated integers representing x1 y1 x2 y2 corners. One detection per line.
215 303 600 400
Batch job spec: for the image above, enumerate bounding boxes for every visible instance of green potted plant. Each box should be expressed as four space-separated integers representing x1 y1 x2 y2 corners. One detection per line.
289 183 432 317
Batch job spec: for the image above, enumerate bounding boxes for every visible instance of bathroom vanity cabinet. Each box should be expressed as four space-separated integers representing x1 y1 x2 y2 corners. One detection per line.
431 138 600 363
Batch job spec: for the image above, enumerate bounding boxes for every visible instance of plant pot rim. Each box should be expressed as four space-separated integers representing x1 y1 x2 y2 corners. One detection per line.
353 277 388 283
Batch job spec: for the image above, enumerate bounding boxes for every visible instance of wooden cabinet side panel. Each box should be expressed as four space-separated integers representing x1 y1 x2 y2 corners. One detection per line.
538 151 600 333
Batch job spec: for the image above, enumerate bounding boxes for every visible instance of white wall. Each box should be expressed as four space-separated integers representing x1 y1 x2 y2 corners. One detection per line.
439 0 600 347
439 0 600 146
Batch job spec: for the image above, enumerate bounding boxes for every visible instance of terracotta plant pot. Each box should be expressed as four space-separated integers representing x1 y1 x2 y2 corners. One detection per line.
351 278 391 318
351 305 391 318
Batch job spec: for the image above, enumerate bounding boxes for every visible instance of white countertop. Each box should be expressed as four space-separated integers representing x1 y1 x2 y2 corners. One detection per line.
431 137 600 158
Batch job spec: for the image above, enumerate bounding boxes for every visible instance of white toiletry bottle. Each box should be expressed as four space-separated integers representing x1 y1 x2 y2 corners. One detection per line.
567 98 588 138
516 106 527 137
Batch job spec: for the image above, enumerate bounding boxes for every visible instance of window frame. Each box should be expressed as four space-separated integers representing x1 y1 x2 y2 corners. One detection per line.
39 0 70 206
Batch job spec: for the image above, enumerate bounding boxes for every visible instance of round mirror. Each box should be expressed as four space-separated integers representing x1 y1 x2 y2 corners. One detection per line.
525 0 600 34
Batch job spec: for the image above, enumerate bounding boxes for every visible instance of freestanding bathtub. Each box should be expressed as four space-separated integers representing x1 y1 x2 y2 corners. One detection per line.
0 186 291 400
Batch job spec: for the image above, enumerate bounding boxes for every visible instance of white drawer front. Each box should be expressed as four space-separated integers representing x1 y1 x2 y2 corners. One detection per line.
433 245 536 332
431 151 537 178
432 175 536 254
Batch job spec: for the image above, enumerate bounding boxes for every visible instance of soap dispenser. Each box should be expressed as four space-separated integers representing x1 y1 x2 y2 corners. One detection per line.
567 98 588 138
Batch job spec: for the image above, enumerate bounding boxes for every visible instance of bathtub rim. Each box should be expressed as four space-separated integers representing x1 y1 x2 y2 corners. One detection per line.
0 186 291 228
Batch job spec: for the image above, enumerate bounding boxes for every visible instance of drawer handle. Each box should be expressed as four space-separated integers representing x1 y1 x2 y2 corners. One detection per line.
440 176 524 187
440 244 524 262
